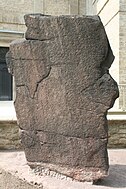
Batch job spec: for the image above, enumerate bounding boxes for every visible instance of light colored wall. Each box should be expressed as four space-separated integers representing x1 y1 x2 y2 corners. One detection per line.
119 0 126 84
119 12 126 84
92 0 119 82
92 0 120 110
43 0 76 15
118 0 126 109
0 0 43 46
42 0 86 15
86 0 95 15
0 121 21 150
0 0 86 34
0 0 86 46
108 120 126 148
0 0 45 32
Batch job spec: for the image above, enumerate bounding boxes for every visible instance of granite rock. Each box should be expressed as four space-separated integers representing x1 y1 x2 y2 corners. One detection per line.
6 14 119 182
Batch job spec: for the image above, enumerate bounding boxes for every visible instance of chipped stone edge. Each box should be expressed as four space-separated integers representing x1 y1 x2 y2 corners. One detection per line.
28 162 108 182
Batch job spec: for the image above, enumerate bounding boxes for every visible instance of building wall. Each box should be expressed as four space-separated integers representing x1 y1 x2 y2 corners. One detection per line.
92 0 124 112
42 0 86 15
119 0 126 109
91 0 126 148
0 121 21 150
108 120 126 148
92 0 119 85
0 0 86 33
0 0 44 32
0 0 43 46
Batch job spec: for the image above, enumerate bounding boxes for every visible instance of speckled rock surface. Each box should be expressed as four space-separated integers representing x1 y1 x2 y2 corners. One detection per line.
6 14 119 182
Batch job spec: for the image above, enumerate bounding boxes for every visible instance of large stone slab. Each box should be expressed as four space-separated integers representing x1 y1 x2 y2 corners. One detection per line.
6 14 119 182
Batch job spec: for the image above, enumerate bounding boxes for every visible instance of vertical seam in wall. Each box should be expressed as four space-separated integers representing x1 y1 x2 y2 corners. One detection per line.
118 9 120 83
78 0 80 14
77 0 79 15
33 0 35 13
69 0 79 15
97 0 109 15
43 0 45 14
119 10 122 83
104 11 119 27
92 0 97 5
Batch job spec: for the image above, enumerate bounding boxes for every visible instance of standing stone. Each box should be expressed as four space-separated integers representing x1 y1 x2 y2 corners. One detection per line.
6 14 119 182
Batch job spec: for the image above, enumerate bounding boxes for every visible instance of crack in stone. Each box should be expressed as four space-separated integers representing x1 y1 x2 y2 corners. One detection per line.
26 37 56 42
15 66 52 99
16 84 25 87
20 129 107 141
31 66 52 99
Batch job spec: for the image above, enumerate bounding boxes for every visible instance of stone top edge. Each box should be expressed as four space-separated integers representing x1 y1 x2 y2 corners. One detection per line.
24 13 100 21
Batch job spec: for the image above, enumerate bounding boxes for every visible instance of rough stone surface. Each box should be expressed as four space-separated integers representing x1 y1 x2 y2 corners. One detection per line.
6 14 119 182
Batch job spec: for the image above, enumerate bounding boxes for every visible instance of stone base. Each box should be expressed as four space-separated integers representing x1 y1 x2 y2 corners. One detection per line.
0 150 126 189
28 162 107 182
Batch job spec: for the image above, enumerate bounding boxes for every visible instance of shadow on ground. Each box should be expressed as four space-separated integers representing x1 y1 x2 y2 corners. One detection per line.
94 164 126 188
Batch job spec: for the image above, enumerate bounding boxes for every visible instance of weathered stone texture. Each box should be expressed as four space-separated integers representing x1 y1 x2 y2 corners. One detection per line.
6 14 119 182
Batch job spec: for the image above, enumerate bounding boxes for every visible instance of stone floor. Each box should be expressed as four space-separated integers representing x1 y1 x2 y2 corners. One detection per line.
0 149 126 189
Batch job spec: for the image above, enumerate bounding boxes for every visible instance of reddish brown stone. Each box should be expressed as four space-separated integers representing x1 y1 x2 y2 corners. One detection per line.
6 14 119 182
